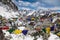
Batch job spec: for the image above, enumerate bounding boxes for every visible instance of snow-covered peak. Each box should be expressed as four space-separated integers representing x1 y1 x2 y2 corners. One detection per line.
0 2 19 19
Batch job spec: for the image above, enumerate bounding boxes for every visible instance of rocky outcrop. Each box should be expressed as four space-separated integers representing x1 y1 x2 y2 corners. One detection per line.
0 0 18 11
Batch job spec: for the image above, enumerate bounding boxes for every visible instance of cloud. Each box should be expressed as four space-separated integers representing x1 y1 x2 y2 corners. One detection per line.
12 0 60 11
18 7 34 10
49 7 60 10
13 0 45 9
20 0 38 3
38 6 60 10
42 0 60 6
13 0 40 10
19 0 60 7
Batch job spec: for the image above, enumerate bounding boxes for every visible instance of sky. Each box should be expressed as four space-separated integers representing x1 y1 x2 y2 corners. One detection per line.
12 0 60 11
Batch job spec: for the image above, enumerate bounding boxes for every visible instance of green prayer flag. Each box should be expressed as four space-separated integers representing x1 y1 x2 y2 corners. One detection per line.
7 28 15 33
42 28 46 33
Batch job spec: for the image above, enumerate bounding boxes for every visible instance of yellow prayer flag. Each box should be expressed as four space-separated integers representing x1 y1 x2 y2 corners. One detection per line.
13 29 22 34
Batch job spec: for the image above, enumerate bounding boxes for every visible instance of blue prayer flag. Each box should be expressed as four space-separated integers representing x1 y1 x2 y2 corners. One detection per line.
22 30 28 35
50 26 54 31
